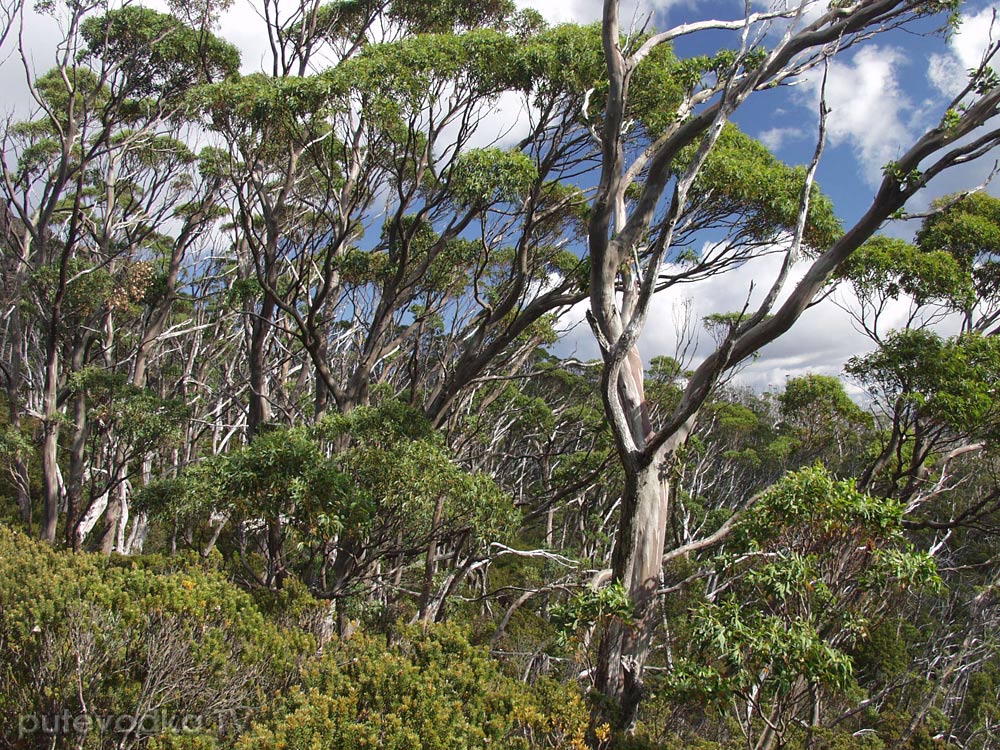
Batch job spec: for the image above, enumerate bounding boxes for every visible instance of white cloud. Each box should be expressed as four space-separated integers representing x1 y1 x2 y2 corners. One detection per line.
758 126 804 151
927 54 966 98
553 235 965 392
0 7 65 119
642 252 876 390
456 91 536 151
216 3 274 74
928 6 998 97
800 45 913 186
516 0 690 26
554 246 893 391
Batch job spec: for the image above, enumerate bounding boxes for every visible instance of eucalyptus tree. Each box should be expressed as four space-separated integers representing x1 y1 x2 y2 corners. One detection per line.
826 192 1000 750
0 0 238 544
191 2 597 438
839 196 1000 523
583 0 1000 728
3 1 1000 737
450 353 619 563
164 4 1000 725
666 467 940 750
777 373 874 474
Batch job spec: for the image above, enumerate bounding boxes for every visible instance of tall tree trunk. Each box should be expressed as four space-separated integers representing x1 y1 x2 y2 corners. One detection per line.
74 445 127 551
4 308 32 532
65 392 88 547
247 286 282 583
594 337 695 729
99 483 126 555
314 336 330 420
74 489 108 551
10 456 32 531
124 454 155 554
247 290 275 435
417 495 446 623
596 457 669 728
40 332 61 543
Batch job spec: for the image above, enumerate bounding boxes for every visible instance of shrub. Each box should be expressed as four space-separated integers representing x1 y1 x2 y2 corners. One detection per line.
0 525 312 750
237 623 589 750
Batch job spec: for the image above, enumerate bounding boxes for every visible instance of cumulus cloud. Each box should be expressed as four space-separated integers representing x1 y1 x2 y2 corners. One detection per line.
928 6 999 97
517 0 689 26
642 254 880 391
554 247 898 391
757 126 805 152
800 45 913 186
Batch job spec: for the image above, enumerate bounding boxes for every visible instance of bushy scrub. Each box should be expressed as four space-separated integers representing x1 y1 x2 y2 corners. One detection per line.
237 623 590 750
0 525 312 750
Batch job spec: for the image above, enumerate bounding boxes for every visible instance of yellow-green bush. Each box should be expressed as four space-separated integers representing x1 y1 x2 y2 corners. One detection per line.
238 623 589 750
0 525 312 750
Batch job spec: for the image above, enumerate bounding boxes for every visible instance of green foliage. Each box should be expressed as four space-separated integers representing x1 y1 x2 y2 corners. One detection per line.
80 6 240 101
778 374 855 419
450 148 538 205
9 117 63 178
969 65 999 96
626 40 686 137
916 192 1000 307
850 618 920 686
284 0 377 45
683 124 842 249
27 257 161 329
702 311 758 343
318 403 518 548
551 582 633 652
31 66 110 120
736 467 909 547
192 72 340 138
0 423 33 463
335 428 517 547
777 374 874 473
847 330 1000 441
882 161 924 190
647 355 685 383
326 28 531 112
388 0 516 33
0 525 311 749
236 624 589 750
372 216 490 293
711 401 760 435
672 598 856 701
322 398 437 444
69 368 189 450
918 193 1000 267
143 402 517 594
519 22 688 136
790 726 887 750
665 468 939 726
140 424 351 549
521 23 604 102
330 247 390 285
536 180 591 238
839 235 975 310
7 3 999 746
29 258 114 322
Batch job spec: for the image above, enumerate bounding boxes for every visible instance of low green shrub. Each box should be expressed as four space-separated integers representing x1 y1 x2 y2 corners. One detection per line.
237 623 590 750
0 525 312 750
